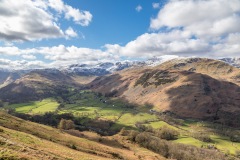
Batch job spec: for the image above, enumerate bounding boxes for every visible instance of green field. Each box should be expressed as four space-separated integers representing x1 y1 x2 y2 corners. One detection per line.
3 90 240 157
5 99 59 114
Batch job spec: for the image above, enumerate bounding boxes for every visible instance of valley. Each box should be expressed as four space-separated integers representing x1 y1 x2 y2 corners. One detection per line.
0 58 240 160
1 0 240 159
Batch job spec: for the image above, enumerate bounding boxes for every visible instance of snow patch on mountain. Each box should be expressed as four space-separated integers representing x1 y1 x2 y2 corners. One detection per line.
219 58 240 68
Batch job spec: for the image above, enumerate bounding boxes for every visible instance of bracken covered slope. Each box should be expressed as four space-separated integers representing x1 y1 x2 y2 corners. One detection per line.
90 58 240 127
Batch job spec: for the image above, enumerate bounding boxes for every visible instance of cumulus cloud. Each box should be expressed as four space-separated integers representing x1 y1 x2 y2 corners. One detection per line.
48 0 92 26
105 30 210 58
38 45 113 62
135 5 142 12
150 0 240 38
0 0 92 42
152 3 160 9
105 0 240 58
65 27 78 39
0 45 118 69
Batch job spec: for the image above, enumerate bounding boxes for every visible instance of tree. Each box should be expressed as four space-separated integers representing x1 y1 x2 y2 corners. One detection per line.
155 126 179 140
58 119 75 130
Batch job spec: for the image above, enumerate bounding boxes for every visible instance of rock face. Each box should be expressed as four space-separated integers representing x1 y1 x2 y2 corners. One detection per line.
90 58 240 127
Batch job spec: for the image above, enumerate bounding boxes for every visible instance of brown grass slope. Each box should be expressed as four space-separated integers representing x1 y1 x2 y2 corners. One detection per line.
90 58 240 127
158 58 240 85
0 112 165 160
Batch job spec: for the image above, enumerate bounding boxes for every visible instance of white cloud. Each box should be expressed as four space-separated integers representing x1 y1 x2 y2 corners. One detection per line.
22 54 37 60
0 46 21 56
152 3 160 9
48 0 93 26
38 45 113 62
0 45 118 69
65 27 78 39
105 30 211 58
135 5 142 12
0 0 63 41
64 5 92 26
0 0 92 42
150 0 240 38
105 0 240 58
48 0 65 12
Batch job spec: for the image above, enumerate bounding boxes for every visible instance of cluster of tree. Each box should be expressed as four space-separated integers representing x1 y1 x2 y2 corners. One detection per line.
9 111 75 128
191 132 212 142
136 125 179 140
58 119 75 130
126 130 228 160
155 127 179 140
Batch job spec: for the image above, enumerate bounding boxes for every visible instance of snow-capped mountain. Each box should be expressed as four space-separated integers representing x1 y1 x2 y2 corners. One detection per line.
1 56 239 82
62 56 180 76
219 58 240 68
145 55 180 66
62 61 140 76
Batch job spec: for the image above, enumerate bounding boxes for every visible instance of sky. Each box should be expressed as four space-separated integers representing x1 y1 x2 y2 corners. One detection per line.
0 0 240 70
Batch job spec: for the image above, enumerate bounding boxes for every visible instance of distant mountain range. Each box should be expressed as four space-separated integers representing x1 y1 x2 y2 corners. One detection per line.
0 56 239 89
61 55 179 76
0 55 179 86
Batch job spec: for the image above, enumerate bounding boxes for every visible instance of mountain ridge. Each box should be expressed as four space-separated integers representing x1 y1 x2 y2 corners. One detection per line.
89 58 240 127
0 56 239 87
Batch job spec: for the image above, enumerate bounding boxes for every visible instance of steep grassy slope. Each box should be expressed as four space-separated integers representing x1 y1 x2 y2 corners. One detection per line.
0 112 165 160
90 58 240 127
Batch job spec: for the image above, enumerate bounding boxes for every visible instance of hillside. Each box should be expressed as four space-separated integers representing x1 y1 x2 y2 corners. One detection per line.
0 111 165 160
0 69 83 103
0 70 25 88
90 58 240 127
158 58 240 85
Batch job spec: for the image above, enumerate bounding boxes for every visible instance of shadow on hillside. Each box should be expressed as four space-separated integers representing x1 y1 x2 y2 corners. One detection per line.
164 71 240 127
88 74 132 97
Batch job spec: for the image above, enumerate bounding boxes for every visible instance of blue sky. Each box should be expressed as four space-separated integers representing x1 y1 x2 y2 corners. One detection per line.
16 0 166 49
0 0 240 69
